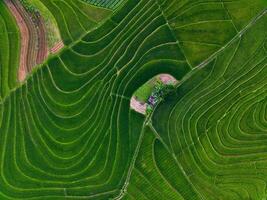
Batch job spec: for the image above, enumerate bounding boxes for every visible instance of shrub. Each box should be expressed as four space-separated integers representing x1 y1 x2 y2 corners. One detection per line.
146 80 175 114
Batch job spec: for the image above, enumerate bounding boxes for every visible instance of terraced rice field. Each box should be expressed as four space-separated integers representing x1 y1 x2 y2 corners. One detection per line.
0 1 20 99
0 0 266 199
82 0 124 10
38 0 112 45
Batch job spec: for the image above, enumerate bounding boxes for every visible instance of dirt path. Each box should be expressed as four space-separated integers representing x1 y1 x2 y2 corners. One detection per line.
50 40 64 54
130 97 147 114
159 74 178 84
196 9 267 69
5 0 28 81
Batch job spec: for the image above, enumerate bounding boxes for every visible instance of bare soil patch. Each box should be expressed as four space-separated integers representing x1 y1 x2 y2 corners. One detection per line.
50 40 64 54
5 0 28 81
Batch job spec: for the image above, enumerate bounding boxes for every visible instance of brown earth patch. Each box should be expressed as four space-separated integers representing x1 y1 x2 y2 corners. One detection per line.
5 0 28 81
5 0 53 82
50 40 64 54
130 96 147 115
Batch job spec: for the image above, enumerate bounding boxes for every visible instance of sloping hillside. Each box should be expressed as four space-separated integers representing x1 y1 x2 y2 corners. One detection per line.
0 0 266 199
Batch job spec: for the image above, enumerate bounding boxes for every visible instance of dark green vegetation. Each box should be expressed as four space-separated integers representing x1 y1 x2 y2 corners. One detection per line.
38 0 112 45
19 0 38 13
146 81 175 114
26 0 62 48
0 1 20 100
158 0 267 67
0 0 267 199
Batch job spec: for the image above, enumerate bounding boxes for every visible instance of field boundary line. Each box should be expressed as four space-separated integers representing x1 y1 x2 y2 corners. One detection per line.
196 9 267 69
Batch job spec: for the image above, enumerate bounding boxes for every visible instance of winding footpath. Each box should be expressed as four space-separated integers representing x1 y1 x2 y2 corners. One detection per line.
117 10 267 199
197 9 267 69
50 40 64 54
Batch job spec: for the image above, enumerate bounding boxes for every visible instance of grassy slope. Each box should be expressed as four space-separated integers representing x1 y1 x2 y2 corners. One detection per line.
152 13 267 199
0 1 20 99
27 0 61 48
0 0 190 198
134 76 159 102
38 0 112 45
158 0 267 67
123 127 201 200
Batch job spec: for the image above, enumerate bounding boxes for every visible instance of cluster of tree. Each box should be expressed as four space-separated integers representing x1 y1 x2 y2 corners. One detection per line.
146 81 175 115
19 0 39 14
